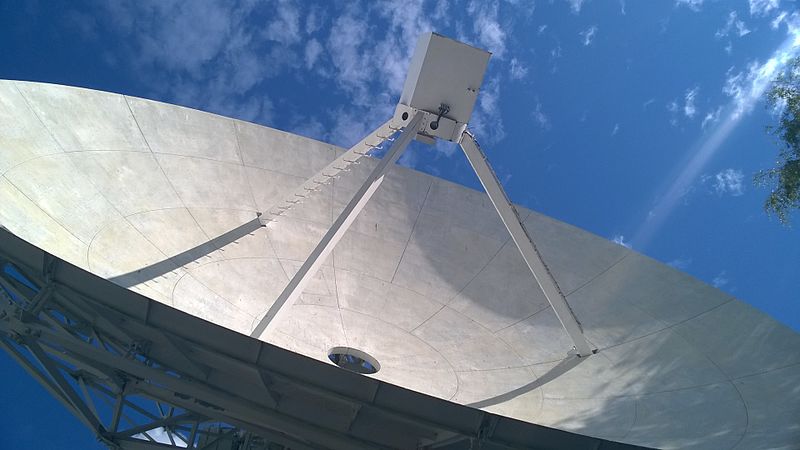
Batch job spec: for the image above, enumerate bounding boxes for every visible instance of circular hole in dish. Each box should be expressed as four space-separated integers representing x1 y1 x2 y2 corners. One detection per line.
328 347 380 374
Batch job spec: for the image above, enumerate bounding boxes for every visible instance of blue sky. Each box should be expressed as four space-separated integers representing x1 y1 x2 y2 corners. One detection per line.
1 0 799 448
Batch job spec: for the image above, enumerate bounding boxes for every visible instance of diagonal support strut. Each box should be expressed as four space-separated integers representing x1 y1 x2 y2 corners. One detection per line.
250 112 425 338
458 130 594 357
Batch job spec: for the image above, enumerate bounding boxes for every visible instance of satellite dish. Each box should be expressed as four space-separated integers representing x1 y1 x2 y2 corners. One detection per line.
0 33 798 449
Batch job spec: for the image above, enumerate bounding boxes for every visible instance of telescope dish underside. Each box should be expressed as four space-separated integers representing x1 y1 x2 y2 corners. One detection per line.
1 81 798 449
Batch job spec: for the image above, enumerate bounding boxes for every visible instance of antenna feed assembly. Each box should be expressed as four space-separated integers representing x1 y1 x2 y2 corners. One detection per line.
394 32 490 143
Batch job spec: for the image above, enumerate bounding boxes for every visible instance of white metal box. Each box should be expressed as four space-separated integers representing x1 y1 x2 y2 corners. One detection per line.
399 32 491 127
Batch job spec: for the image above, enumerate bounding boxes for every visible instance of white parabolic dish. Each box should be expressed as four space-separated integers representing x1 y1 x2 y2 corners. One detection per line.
0 80 799 449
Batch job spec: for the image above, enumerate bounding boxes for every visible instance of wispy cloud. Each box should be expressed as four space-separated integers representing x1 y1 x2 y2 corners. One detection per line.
713 168 745 195
667 99 680 126
667 257 692 270
290 115 326 142
304 38 323 69
532 100 551 130
263 1 301 45
509 58 528 80
701 106 723 129
568 0 585 14
722 40 799 121
715 11 751 39
470 76 506 144
749 0 780 17
712 270 729 288
95 1 296 125
772 11 788 29
304 7 323 34
580 26 598 46
684 87 699 118
79 1 540 162
675 0 704 12
398 147 420 169
612 234 632 249
667 100 679 113
467 0 507 58
611 123 620 136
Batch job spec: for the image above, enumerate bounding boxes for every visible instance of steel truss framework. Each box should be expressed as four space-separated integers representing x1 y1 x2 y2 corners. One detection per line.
0 229 644 450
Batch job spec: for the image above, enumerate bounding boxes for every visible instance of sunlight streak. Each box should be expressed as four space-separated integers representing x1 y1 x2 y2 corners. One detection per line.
632 20 800 248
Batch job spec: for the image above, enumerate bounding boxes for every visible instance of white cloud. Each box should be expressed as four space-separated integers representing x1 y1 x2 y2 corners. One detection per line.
568 0 585 14
290 116 327 142
329 104 394 148
675 0 704 12
666 100 679 113
620 0 626 15
338 0 507 149
434 139 459 158
432 1 450 22
772 11 788 29
133 2 235 73
611 123 620 136
749 0 780 17
538 24 548 35
532 100 551 130
723 59 781 119
94 1 294 125
713 168 745 196
263 0 301 45
701 106 723 129
612 234 632 248
667 257 692 270
724 41 733 54
470 76 506 144
721 11 800 120
666 99 680 125
716 11 751 39
305 7 323 34
92 0 510 152
579 26 598 46
318 1 435 108
712 271 729 288
479 76 502 118
398 147 420 169
509 58 528 80
326 14 371 99
304 38 323 69
684 87 699 118
467 1 507 58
